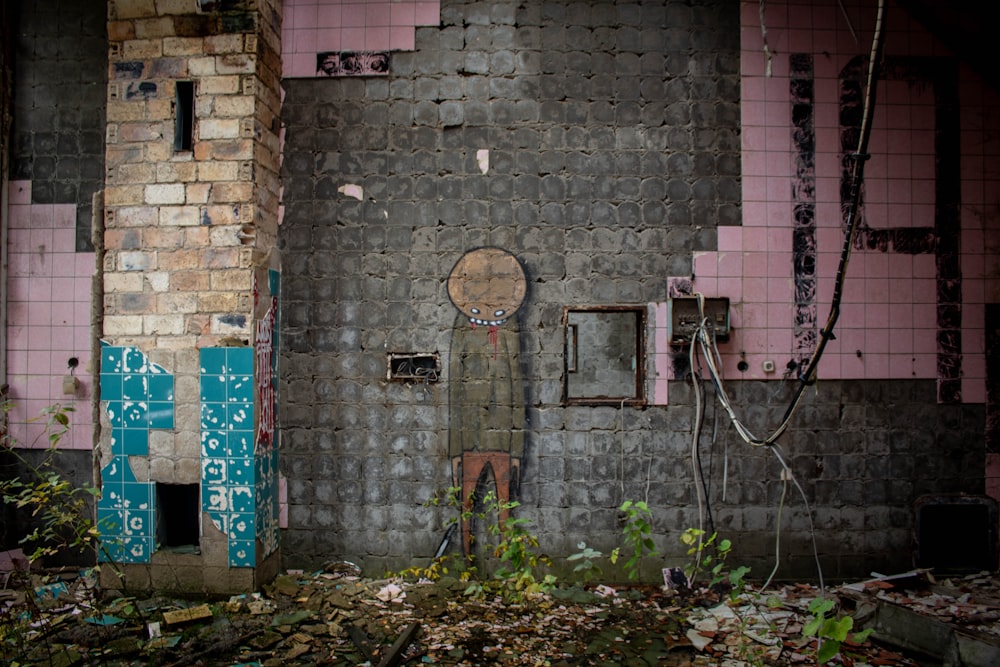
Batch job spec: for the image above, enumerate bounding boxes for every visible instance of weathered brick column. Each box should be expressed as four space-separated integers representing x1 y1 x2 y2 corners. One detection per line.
98 0 281 594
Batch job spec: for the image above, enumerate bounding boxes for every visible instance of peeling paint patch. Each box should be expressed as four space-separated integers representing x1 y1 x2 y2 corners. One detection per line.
477 149 489 174
338 183 363 200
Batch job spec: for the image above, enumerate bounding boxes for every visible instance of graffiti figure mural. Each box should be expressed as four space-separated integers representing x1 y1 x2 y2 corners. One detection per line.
447 247 528 554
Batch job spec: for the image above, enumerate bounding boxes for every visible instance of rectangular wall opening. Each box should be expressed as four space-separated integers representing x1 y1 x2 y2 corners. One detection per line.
174 80 194 152
387 352 441 383
156 483 200 552
564 306 646 406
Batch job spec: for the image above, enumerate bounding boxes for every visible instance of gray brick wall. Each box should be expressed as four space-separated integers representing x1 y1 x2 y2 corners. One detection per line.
278 0 984 581
10 0 107 250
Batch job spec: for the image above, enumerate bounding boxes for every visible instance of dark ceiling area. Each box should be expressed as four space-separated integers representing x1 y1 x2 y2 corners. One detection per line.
897 0 998 91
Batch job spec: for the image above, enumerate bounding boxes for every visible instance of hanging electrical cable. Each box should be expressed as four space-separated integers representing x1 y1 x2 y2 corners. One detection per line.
700 0 886 450
685 0 887 593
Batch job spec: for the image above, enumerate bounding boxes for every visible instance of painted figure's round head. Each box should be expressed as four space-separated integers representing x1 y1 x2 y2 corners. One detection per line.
447 247 527 326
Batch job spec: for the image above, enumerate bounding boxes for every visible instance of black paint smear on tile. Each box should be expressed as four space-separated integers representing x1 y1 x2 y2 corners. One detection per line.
986 304 1000 452
839 55 962 403
790 54 817 364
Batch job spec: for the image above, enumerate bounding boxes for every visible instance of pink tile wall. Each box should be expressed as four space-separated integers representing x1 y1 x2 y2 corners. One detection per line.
282 0 441 78
658 0 999 404
5 181 95 450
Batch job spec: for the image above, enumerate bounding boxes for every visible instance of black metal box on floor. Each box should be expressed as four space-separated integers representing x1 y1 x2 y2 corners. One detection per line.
915 494 998 573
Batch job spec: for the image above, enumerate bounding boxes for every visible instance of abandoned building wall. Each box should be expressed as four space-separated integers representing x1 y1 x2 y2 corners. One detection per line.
278 0 996 581
1 0 105 553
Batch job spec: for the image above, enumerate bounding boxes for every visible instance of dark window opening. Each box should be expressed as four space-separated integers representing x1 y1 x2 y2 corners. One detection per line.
387 353 441 383
156 483 200 551
916 495 997 573
564 307 646 406
174 81 195 152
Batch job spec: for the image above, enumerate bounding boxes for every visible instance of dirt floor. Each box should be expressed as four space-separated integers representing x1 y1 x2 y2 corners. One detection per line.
3 558 1000 666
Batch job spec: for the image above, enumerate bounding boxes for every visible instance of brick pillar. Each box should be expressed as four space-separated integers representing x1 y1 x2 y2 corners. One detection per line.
99 0 281 594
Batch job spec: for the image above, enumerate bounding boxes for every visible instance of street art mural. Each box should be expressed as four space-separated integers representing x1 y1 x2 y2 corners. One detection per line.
446 247 528 554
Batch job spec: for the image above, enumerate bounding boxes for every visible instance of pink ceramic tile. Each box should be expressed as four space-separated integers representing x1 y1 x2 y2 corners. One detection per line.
862 354 889 379
291 4 318 29
742 78 766 104
7 204 30 228
366 2 392 26
26 373 51 399
765 151 789 178
766 277 792 305
29 226 54 249
739 328 767 354
838 301 865 329
912 328 936 353
653 302 668 330
865 303 890 328
73 302 90 326
390 3 415 26
911 278 936 303
840 278 864 304
743 252 768 277
6 348 28 375
815 251 841 279
816 352 840 380
28 350 52 381
888 303 913 329
962 378 986 404
28 277 53 302
767 327 791 354
365 26 391 50
912 353 936 377
50 326 75 351
742 174 767 199
317 4 341 28
864 279 889 304
692 276 717 294
963 303 985 329
717 227 743 252
719 276 743 303
8 180 31 204
27 326 52 351
28 301 53 327
294 28 317 53
341 27 366 50
389 27 415 51
740 303 768 329
717 251 743 277
740 278 768 304
692 252 718 278
75 252 96 277
864 328 889 354
53 204 76 228
317 28 341 51
414 2 440 25
342 3 367 27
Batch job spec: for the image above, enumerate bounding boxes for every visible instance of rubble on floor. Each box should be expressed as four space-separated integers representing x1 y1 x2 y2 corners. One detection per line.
2 552 999 666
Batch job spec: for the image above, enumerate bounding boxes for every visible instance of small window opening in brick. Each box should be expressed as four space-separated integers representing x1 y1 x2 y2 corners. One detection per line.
387 353 441 383
174 81 195 152
156 483 200 552
564 307 646 406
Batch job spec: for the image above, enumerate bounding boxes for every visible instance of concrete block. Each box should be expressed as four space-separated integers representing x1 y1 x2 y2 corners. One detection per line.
199 119 240 140
146 183 186 205
122 39 163 60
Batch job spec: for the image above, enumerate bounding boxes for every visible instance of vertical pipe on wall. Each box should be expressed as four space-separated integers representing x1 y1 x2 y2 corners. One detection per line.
0 1 12 409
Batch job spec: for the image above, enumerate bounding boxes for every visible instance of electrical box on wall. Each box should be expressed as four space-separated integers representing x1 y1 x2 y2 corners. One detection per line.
667 296 730 344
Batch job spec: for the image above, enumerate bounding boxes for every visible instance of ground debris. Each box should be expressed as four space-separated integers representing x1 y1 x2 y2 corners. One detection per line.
3 567 999 666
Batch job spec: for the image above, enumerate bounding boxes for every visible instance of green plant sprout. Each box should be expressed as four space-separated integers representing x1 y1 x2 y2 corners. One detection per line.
619 500 657 580
567 541 604 583
804 597 873 664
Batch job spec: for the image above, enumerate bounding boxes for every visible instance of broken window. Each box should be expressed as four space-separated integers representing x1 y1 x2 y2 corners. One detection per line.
564 307 646 405
156 483 200 551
